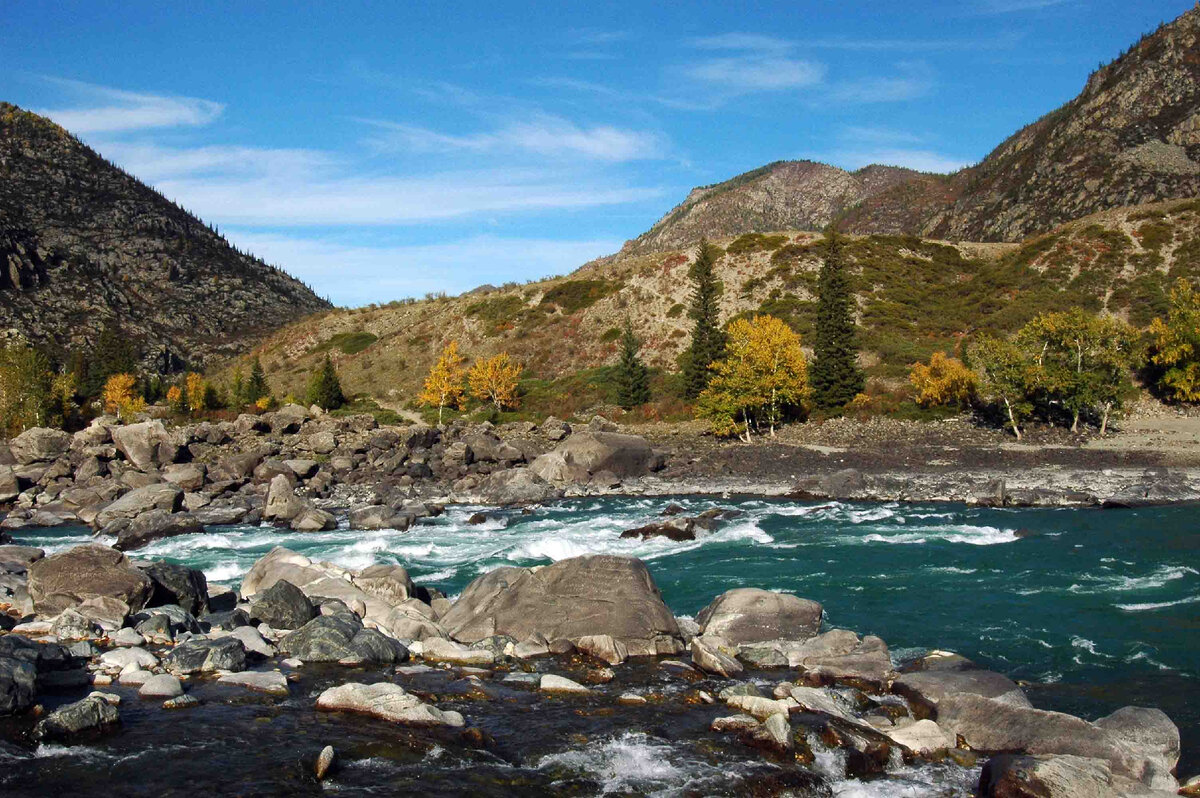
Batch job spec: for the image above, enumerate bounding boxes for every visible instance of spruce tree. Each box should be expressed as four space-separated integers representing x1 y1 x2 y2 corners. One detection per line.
810 227 864 411
246 357 269 404
682 238 727 399
85 319 137 398
306 355 346 410
614 318 651 409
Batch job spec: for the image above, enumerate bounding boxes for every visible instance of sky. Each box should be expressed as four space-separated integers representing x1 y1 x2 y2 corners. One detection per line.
2 0 1192 306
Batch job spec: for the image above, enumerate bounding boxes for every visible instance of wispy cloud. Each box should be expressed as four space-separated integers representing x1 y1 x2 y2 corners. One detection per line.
96 141 335 181
830 63 934 103
359 114 665 162
973 0 1070 13
684 55 825 91
33 76 223 133
225 231 623 306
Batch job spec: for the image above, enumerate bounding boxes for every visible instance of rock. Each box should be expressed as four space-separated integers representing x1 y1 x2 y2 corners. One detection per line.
135 613 174 644
938 694 1165 785
893 669 1031 717
226 625 277 658
291 507 337 532
546 432 655 478
28 543 154 615
100 646 158 672
141 562 209 616
315 745 337 781
263 475 305 522
217 670 289 695
34 695 119 740
348 505 407 530
1093 706 1180 790
690 637 743 678
163 694 200 710
725 694 793 721
697 588 822 645
119 669 153 686
575 634 629 666
752 712 793 752
207 585 237 612
466 512 488 525
280 613 407 664
162 463 206 492
75 595 130 631
194 506 249 525
10 427 71 465
316 682 464 727
203 608 250 632
439 555 683 657
248 580 316 630
285 460 320 479
110 628 144 647
94 483 183 528
384 600 447 641
48 608 102 640
112 509 204 551
712 714 761 733
620 519 695 542
164 637 247 675
139 673 184 699
784 685 857 723
885 719 956 754
979 754 1117 797
0 465 19 503
786 629 894 687
0 657 37 715
353 564 416 605
421 638 495 666
476 468 558 506
540 674 590 694
111 421 168 471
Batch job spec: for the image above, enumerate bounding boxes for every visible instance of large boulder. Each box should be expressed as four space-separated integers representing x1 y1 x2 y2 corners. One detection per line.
979 754 1120 797
94 483 183 528
1094 706 1180 790
316 682 462 727
0 657 37 715
34 695 119 741
263 475 304 522
893 669 1031 717
111 420 168 471
697 588 823 645
279 612 407 664
10 427 71 465
111 509 204 551
28 543 154 615
0 465 19 503
164 637 247 675
785 629 894 687
553 432 656 477
162 463 206 492
939 694 1176 788
140 562 209 616
477 468 559 505
248 580 316 629
439 554 683 657
290 507 337 532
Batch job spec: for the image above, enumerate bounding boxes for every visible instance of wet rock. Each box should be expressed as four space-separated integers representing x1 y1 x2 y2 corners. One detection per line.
439 554 683 657
139 673 184 699
751 712 793 752
112 509 204 551
316 682 464 727
690 637 743 678
28 543 154 615
141 562 209 616
540 674 590 694
884 718 956 754
712 714 760 732
226 625 277 658
893 669 1031 718
164 637 247 675
164 694 200 710
575 634 629 666
248 580 316 630
315 745 337 780
620 518 695 542
217 670 289 695
0 657 37 715
49 608 102 640
783 685 858 724
34 695 119 741
697 588 822 645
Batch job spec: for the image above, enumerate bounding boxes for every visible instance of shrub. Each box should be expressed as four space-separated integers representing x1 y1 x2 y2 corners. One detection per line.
909 352 978 408
539 280 617 315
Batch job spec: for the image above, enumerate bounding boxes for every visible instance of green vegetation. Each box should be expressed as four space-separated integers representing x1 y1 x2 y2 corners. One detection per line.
312 331 378 356
464 295 526 333
614 319 651 409
539 279 617 315
681 239 727 399
810 229 864 410
1149 279 1200 402
725 233 788 256
306 355 346 411
600 327 622 343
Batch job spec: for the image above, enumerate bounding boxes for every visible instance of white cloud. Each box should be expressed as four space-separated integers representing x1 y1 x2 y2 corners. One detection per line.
225 231 622 306
690 33 792 52
975 0 1069 12
830 63 934 103
684 55 825 91
33 77 223 133
97 141 335 181
360 114 664 161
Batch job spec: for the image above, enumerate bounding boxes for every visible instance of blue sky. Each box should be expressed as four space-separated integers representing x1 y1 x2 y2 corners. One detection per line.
2 1 1191 306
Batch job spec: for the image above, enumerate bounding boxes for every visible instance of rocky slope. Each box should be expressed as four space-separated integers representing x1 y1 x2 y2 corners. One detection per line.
0 103 331 369
635 6 1200 248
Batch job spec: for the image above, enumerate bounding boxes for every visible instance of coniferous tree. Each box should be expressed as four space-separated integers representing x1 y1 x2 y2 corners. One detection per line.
246 357 269 404
682 238 727 399
810 228 864 411
307 355 346 410
85 319 138 398
614 318 651 409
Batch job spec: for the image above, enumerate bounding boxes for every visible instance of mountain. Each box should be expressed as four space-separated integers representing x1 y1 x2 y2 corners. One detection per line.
635 6 1200 249
0 103 331 369
242 199 1200 417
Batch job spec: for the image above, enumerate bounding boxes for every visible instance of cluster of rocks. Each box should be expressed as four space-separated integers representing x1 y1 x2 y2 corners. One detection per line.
0 409 668 551
0 540 1185 796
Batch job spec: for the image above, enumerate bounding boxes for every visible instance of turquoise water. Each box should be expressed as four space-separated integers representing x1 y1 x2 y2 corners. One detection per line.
17 497 1200 777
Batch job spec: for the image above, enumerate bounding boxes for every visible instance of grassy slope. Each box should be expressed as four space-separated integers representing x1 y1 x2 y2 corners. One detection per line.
231 199 1200 420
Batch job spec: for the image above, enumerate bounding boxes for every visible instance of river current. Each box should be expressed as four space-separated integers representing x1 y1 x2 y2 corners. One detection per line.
7 498 1198 795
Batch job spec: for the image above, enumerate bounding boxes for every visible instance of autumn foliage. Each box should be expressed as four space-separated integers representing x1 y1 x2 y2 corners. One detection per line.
419 341 467 424
1150 279 1200 403
468 353 523 411
909 352 978 408
103 373 145 420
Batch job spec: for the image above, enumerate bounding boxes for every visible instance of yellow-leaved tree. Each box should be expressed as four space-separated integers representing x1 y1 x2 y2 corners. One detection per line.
696 315 809 442
419 341 467 424
468 353 523 412
185 372 207 413
166 385 185 414
909 352 978 408
103 373 145 420
1150 279 1200 403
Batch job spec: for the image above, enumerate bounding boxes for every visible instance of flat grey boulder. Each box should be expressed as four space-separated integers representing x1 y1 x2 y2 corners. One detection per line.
94 483 183 528
893 669 1031 717
164 637 247 675
476 468 559 506
316 682 463 726
291 507 337 532
348 506 410 531
35 695 119 740
10 427 71 465
249 580 316 630
439 554 683 657
785 629 894 686
28 543 153 615
139 673 184 699
697 588 822 645
540 674 590 694
217 670 289 695
548 431 656 478
112 509 203 551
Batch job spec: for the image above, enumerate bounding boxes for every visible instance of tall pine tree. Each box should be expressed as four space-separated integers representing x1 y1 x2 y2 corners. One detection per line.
810 227 864 411
306 355 346 410
614 318 651 409
682 238 727 399
246 357 269 404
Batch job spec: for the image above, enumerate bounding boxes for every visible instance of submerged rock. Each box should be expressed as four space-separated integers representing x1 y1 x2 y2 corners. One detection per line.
35 695 120 741
316 682 464 727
